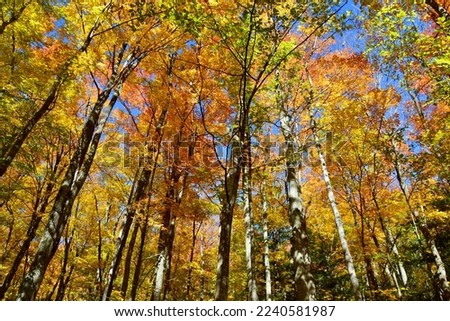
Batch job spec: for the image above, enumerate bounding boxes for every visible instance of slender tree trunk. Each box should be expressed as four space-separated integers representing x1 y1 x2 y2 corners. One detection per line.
243 135 258 301
0 141 64 299
131 202 159 301
149 129 194 301
97 217 104 300
120 221 139 299
152 177 179 301
0 180 55 299
152 206 171 301
162 218 176 300
310 115 362 301
17 46 143 300
391 141 450 300
305 65 362 300
17 80 122 300
186 220 200 300
1 87 57 177
54 226 74 301
103 100 166 301
414 208 450 300
261 181 272 301
0 214 41 300
371 190 408 287
369 200 404 298
102 161 152 301
186 223 195 300
342 183 379 299
199 237 205 301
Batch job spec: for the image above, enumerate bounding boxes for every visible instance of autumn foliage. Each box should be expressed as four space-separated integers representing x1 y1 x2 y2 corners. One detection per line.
0 0 449 301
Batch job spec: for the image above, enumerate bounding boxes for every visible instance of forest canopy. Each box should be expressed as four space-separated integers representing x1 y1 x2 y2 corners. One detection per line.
1 0 449 301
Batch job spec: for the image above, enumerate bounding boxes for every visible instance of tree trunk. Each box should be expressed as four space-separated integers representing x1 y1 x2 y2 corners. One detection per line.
371 189 408 287
262 181 272 301
342 182 379 299
55 226 74 301
0 162 59 300
130 220 148 301
152 177 179 301
214 159 240 300
1 84 58 177
199 237 205 301
16 46 144 300
186 220 201 300
243 135 258 301
120 221 139 299
414 209 450 300
391 140 450 300
103 99 166 301
150 129 194 300
278 106 316 301
152 205 172 301
162 218 176 300
310 114 362 301
17 80 122 300
425 0 450 20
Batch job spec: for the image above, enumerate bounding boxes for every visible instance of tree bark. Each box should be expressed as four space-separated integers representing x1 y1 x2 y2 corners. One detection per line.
214 148 240 300
243 134 258 301
103 93 166 301
0 151 62 300
391 140 450 300
342 182 379 299
310 114 362 300
120 221 138 299
279 110 316 301
17 85 121 300
186 220 202 300
151 170 182 300
17 46 142 300
261 180 272 301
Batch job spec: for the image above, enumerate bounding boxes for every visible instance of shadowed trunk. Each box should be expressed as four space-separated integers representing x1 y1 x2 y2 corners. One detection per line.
18 46 144 301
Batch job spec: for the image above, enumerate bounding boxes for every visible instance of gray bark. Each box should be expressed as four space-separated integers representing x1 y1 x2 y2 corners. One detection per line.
17 85 120 300
103 97 167 301
17 47 144 300
279 110 316 301
391 140 450 300
120 221 138 299
243 138 258 301
214 162 240 300
0 149 61 300
310 114 362 300
261 180 272 301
